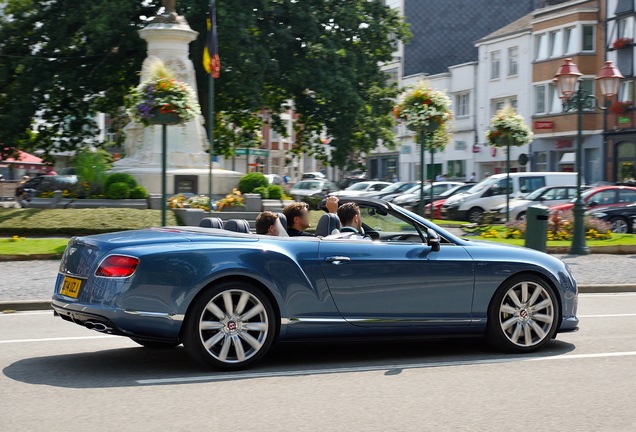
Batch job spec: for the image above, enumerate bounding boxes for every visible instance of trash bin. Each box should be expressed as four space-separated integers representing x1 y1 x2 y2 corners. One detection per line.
525 205 549 252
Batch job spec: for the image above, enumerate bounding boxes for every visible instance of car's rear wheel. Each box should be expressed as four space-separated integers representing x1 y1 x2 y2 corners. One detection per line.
486 275 559 353
609 216 630 234
131 338 180 349
182 281 276 370
467 207 484 223
516 211 526 221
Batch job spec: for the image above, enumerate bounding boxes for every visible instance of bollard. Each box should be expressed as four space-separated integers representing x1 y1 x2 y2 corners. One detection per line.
525 205 550 252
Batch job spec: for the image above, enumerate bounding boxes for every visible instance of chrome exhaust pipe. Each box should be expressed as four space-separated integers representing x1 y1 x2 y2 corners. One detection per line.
84 321 113 333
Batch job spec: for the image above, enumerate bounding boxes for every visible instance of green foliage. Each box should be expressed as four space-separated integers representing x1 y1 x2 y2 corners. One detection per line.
129 185 148 199
238 172 268 193
268 185 283 199
0 1 411 168
72 149 112 196
252 186 269 199
0 208 178 236
105 173 138 191
106 182 130 199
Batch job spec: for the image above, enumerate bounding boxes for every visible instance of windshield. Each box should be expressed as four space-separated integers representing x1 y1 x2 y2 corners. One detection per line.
523 187 550 200
439 184 469 198
292 181 322 191
380 182 412 193
466 177 500 194
404 184 429 195
347 182 372 191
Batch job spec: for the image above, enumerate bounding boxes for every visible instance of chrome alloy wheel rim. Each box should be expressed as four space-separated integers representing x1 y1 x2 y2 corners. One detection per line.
498 281 554 347
198 289 269 363
610 219 628 234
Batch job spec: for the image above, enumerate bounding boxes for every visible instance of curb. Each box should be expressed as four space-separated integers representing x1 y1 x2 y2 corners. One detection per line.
3 284 636 313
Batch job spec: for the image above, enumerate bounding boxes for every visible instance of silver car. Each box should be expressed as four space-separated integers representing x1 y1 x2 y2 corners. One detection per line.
493 185 588 221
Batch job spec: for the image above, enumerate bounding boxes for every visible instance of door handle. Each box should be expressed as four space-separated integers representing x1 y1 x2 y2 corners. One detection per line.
325 256 351 265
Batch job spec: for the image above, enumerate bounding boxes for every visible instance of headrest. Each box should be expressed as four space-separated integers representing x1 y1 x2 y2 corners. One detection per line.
315 213 341 237
224 219 252 233
199 217 224 229
277 213 288 231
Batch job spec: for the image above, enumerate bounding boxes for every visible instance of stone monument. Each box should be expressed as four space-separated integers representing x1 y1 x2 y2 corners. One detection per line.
111 1 240 196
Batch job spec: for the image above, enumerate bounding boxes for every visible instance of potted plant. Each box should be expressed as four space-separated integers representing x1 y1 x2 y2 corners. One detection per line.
393 80 453 133
485 105 533 148
125 60 201 126
612 37 634 50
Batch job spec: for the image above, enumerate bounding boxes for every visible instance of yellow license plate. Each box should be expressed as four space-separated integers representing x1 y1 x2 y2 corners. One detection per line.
60 276 82 299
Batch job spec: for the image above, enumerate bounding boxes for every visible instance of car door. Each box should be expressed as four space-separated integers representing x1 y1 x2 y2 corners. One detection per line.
318 209 475 329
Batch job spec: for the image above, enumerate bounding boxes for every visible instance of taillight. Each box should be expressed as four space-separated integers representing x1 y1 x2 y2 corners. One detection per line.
95 255 139 278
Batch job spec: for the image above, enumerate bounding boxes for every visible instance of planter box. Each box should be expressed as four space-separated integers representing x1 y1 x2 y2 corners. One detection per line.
27 198 148 209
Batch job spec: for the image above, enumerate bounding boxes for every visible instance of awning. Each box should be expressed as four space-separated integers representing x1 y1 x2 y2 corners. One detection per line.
559 152 576 164
0 151 45 169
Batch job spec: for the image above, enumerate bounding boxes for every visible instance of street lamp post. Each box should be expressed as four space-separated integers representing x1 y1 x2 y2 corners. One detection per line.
554 59 623 255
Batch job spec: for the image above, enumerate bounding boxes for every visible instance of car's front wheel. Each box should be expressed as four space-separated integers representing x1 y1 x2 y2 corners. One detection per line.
609 216 630 234
182 281 276 370
467 207 484 223
486 275 559 353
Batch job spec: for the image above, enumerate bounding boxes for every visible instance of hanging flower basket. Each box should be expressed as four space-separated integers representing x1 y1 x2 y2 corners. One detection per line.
393 81 453 134
126 60 201 127
609 101 633 115
485 106 533 148
612 37 633 50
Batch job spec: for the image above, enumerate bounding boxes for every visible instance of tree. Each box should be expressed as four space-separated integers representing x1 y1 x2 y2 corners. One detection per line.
0 0 410 167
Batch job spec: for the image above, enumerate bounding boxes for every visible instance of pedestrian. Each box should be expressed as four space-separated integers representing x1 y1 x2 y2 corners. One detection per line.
468 172 476 182
15 175 30 207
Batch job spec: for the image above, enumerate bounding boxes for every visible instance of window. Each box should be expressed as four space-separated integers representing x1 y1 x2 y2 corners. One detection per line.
564 27 576 54
580 79 595 110
508 47 518 76
534 152 548 172
491 97 517 117
619 81 633 102
535 85 546 114
519 177 546 194
549 82 563 114
582 25 595 51
617 17 633 39
549 30 563 58
535 33 548 60
455 93 470 117
491 51 501 79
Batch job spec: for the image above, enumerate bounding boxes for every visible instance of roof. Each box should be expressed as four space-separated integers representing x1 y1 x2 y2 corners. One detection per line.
476 12 534 44
0 150 44 168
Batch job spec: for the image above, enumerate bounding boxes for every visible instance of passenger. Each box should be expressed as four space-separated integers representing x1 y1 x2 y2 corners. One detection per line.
337 202 363 234
283 196 339 237
255 211 281 236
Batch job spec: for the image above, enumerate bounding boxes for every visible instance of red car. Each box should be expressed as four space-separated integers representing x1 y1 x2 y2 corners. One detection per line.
549 185 636 213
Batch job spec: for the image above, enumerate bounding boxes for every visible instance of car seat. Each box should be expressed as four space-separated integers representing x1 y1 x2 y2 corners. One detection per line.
314 213 341 236
277 213 288 231
224 219 252 233
199 217 224 229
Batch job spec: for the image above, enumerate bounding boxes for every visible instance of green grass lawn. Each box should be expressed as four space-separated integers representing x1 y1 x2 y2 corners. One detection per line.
0 237 69 256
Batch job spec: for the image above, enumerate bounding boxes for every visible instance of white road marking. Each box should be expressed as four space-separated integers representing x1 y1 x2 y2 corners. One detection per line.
579 313 636 318
0 311 52 317
136 351 636 385
0 335 118 344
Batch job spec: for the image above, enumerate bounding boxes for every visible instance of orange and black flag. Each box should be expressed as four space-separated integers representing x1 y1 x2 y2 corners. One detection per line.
203 3 220 79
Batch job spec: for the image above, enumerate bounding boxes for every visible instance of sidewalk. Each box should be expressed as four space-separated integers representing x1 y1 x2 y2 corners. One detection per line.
1 254 635 311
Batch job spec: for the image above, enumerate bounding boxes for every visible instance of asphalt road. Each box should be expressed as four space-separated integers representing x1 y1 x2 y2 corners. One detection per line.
1 293 636 431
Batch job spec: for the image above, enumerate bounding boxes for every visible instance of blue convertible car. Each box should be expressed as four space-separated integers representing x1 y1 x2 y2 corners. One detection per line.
52 198 579 370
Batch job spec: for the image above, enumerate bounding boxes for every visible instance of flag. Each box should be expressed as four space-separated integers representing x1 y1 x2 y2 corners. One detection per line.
203 3 220 79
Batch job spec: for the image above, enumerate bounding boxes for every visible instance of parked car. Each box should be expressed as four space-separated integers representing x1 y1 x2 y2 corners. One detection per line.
52 197 579 370
588 203 636 234
423 183 477 219
289 179 338 209
22 175 78 195
329 181 392 197
492 185 590 221
264 174 283 186
442 172 578 222
336 176 367 190
301 172 326 180
364 181 420 201
392 181 464 210
549 186 636 213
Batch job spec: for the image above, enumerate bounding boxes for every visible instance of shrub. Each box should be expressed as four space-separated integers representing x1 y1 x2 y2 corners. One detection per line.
105 173 137 192
238 172 268 194
106 182 131 199
129 186 148 199
268 185 283 199
253 186 269 199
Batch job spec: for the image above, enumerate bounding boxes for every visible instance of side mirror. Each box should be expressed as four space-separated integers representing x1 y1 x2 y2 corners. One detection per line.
588 201 599 208
427 228 441 252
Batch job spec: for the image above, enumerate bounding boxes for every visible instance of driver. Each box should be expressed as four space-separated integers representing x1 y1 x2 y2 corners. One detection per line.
336 202 370 239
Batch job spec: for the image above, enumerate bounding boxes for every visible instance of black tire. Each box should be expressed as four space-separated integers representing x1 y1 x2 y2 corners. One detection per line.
467 207 484 223
486 274 559 353
516 211 526 221
609 216 630 234
182 281 276 370
131 338 181 349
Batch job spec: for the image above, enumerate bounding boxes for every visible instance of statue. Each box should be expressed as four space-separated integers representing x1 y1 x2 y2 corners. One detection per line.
154 0 178 23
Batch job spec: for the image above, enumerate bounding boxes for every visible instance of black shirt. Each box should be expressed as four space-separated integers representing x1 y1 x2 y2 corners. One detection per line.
287 228 314 237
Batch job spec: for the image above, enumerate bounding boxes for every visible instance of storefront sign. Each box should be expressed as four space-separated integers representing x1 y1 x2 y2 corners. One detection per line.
454 141 466 150
556 139 573 149
534 121 554 130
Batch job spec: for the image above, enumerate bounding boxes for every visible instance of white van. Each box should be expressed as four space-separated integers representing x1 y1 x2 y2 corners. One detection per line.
440 172 577 222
